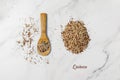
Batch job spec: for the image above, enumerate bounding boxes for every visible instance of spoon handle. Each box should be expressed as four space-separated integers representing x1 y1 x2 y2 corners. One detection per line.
41 13 47 36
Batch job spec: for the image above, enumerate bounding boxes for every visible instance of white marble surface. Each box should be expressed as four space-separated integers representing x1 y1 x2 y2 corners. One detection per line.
0 0 120 80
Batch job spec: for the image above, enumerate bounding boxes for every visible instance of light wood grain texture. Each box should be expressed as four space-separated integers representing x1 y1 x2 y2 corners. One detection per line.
37 13 51 56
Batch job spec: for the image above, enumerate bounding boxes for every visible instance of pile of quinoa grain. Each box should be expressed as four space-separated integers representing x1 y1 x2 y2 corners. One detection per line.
16 17 49 64
37 41 50 53
61 20 90 54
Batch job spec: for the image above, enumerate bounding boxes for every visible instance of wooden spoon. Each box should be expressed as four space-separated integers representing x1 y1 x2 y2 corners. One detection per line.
37 13 51 56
